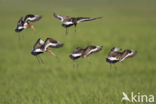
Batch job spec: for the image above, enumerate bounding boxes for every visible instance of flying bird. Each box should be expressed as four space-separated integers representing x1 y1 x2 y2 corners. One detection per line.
53 13 102 35
106 47 137 69
70 45 103 61
15 14 41 39
31 37 63 63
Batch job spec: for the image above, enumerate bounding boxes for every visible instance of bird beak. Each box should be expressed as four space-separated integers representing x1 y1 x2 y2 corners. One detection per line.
28 24 36 31
31 25 36 31
46 49 56 56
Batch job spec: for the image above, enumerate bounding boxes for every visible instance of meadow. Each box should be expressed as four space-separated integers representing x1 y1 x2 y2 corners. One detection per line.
0 0 156 104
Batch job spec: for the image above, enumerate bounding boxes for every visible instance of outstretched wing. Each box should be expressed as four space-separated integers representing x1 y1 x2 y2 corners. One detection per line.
77 17 102 23
44 38 63 50
84 46 102 57
31 38 44 56
32 38 44 50
120 50 137 62
53 13 71 22
69 48 84 60
24 14 42 23
17 17 24 26
15 17 25 32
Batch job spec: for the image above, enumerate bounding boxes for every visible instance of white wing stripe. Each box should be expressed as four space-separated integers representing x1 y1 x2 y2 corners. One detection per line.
108 57 119 61
57 15 64 22
44 43 58 50
77 18 94 23
33 49 43 52
18 26 24 30
87 46 101 55
120 51 134 62
72 53 82 57
64 21 73 25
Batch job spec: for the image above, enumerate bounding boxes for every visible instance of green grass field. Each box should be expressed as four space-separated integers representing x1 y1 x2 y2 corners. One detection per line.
0 0 156 104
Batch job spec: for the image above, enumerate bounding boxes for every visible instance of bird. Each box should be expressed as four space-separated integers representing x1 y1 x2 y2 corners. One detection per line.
31 37 63 63
53 13 102 35
15 14 42 39
106 47 137 69
70 45 103 61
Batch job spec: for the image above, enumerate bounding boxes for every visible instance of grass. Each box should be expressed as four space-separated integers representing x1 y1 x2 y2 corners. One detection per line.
0 0 156 104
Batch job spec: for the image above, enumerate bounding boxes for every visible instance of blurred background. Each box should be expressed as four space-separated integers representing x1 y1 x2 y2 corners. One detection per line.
0 0 156 104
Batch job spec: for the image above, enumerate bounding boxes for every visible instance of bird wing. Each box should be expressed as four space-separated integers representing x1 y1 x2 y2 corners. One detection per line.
53 13 71 22
15 17 25 32
44 38 63 50
120 50 136 62
84 46 102 57
77 17 102 23
32 38 44 51
69 48 84 60
24 14 42 23
17 17 24 26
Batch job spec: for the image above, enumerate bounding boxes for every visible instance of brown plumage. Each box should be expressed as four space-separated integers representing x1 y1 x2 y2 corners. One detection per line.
15 14 42 33
53 13 102 35
69 45 103 60
31 37 63 56
106 47 137 64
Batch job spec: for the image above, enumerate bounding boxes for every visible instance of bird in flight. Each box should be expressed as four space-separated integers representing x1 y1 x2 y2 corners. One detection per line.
106 47 137 69
70 45 103 61
15 14 42 39
31 37 63 63
53 13 102 35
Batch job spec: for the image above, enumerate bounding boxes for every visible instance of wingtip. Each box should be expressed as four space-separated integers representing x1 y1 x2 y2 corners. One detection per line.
53 12 57 16
96 17 103 19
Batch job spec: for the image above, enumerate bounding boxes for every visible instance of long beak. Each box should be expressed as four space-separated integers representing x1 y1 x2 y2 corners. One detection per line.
86 57 91 63
47 49 56 56
74 25 76 32
30 25 36 31
28 24 36 31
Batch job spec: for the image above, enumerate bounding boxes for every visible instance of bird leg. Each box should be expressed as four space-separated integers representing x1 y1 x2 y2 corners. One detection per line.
18 33 24 40
74 25 77 32
86 56 91 63
18 33 21 40
66 28 68 35
46 49 56 56
110 64 112 70
114 65 117 70
38 55 44 64
73 61 79 69
36 56 41 64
